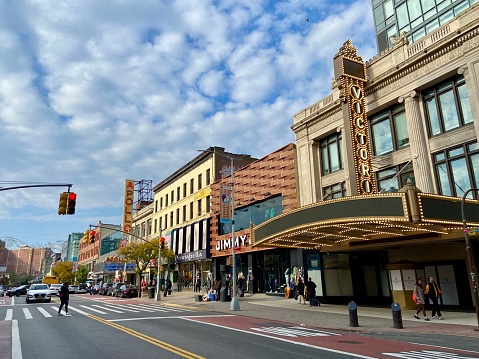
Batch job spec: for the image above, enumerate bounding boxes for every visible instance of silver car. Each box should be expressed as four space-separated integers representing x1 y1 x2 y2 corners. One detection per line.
26 284 51 303
0 287 4 297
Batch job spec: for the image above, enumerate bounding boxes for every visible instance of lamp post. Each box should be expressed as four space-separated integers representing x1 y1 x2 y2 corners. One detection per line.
155 228 163 301
199 149 240 311
461 189 479 330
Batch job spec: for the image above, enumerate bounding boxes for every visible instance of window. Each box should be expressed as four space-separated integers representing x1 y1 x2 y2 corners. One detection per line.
190 179 194 194
160 197 163 210
171 190 174 204
154 219 157 234
155 200 158 212
159 217 162 231
322 182 347 200
198 198 202 216
165 194 169 207
206 169 211 185
434 142 479 198
170 212 173 227
198 174 202 190
190 202 194 219
176 208 180 225
320 132 343 175
423 75 472 136
164 214 168 229
183 205 187 222
370 103 408 156
141 222 146 237
176 187 180 201
147 219 152 236
376 162 414 193
206 195 210 213
183 183 187 197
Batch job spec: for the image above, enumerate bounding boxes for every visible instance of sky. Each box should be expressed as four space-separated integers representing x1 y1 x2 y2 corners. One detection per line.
0 0 377 249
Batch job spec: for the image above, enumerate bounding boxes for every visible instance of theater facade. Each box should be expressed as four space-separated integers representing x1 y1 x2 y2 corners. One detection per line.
253 6 479 309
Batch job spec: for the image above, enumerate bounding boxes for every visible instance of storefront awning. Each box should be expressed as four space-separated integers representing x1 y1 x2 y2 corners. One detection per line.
252 189 479 251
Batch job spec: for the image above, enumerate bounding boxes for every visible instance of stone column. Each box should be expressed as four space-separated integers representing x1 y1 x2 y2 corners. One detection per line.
458 67 479 141
398 91 435 193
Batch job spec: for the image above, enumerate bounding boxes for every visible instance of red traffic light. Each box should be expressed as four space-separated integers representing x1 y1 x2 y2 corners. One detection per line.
68 193 77 201
160 237 165 242
160 237 165 249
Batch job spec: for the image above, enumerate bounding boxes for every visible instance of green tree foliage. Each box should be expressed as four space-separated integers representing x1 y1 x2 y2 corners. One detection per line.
118 238 175 285
9 272 32 286
52 262 75 283
75 264 89 284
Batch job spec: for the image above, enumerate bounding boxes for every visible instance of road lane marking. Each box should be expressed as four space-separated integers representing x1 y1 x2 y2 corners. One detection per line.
87 314 205 359
37 307 52 317
12 320 22 359
123 304 156 312
109 314 234 322
79 305 107 314
108 305 140 312
252 326 341 337
5 309 13 320
384 351 479 358
52 306 90 315
22 308 32 319
91 305 124 313
182 317 377 359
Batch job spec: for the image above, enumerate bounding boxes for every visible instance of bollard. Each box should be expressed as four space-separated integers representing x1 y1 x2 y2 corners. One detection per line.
348 301 359 327
391 302 403 329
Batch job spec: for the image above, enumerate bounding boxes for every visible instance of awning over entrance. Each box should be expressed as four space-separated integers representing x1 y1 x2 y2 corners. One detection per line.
252 184 479 250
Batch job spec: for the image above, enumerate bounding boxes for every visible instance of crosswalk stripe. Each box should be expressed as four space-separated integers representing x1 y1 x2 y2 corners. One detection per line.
122 304 156 312
91 305 124 313
105 304 139 312
22 308 33 319
37 307 52 318
129 304 169 312
5 309 13 321
79 305 107 314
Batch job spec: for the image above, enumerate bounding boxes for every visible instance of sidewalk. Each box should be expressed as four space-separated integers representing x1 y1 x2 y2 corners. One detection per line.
137 290 479 338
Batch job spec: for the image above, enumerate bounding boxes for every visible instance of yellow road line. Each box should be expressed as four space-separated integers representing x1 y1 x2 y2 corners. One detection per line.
87 314 205 359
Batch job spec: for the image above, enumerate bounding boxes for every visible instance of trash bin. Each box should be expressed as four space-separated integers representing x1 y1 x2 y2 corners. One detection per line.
148 287 155 299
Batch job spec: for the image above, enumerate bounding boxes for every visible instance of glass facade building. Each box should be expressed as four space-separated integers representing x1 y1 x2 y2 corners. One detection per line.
372 0 479 52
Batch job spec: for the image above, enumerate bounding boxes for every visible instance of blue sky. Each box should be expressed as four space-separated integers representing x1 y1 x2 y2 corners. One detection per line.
0 0 377 249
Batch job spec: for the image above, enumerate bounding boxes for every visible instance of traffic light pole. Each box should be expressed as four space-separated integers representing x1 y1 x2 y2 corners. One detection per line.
0 183 73 191
155 228 163 301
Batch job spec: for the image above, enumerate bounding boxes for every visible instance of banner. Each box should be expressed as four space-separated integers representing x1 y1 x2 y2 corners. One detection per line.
220 185 232 223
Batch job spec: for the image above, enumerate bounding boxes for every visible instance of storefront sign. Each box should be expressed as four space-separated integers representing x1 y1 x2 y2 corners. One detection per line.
105 262 136 272
175 249 207 263
215 234 248 251
123 179 135 233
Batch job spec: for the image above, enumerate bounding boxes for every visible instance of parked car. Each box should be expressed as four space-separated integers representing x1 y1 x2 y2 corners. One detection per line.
48 284 63 296
99 283 113 295
88 284 101 295
25 284 51 303
115 285 139 298
76 283 88 294
6 285 30 297
0 287 4 297
68 285 78 293
107 282 125 296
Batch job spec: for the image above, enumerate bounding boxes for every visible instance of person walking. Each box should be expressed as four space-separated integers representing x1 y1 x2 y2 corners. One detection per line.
425 276 443 319
413 279 430 321
163 277 172 297
58 282 70 316
195 274 201 292
306 277 317 306
214 277 222 301
297 278 306 305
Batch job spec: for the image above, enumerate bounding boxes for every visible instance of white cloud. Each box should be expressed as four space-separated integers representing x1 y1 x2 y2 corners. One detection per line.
0 0 376 247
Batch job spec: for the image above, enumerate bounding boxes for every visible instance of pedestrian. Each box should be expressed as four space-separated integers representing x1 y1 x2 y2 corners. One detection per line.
163 278 172 297
413 279 430 321
425 276 444 319
297 278 306 305
214 277 222 301
306 277 317 306
58 282 70 316
195 274 201 292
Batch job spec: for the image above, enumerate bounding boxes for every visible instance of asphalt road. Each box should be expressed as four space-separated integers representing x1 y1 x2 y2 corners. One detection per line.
1 294 479 359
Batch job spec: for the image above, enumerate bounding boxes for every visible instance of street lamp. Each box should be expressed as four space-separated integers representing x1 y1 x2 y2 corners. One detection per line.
461 189 479 331
199 148 240 311
155 228 163 301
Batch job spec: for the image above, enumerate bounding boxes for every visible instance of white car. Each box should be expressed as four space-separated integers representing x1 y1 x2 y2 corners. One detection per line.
48 284 63 296
26 284 51 303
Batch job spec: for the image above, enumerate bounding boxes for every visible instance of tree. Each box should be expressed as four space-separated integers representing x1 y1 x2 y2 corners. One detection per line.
9 272 32 286
118 237 175 286
75 264 89 284
52 262 75 283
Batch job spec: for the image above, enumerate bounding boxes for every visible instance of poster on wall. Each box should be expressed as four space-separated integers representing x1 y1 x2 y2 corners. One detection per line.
390 269 403 291
402 269 416 290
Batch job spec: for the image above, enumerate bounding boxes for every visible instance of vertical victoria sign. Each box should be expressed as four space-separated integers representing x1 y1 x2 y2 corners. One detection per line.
333 40 376 195
123 179 135 236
